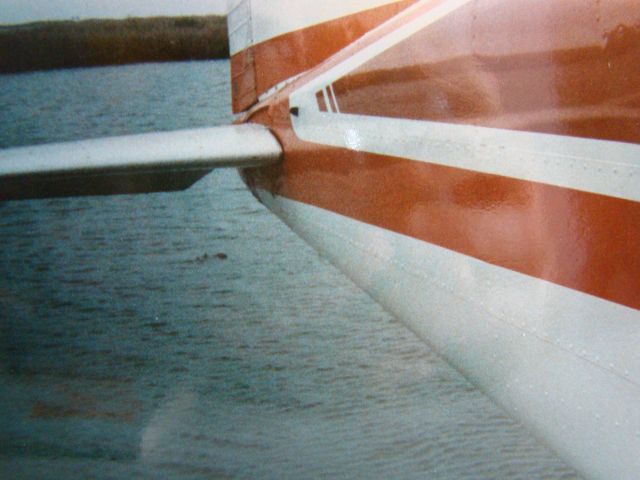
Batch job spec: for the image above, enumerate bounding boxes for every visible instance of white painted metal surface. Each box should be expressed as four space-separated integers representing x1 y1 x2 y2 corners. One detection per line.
258 189 640 480
288 0 640 203
0 125 282 178
289 112 640 203
228 0 404 54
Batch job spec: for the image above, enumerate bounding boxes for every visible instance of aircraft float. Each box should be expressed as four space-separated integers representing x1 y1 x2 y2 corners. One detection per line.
1 1 639 478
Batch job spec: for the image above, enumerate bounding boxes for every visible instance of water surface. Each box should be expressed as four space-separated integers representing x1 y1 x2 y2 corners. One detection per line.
0 61 579 479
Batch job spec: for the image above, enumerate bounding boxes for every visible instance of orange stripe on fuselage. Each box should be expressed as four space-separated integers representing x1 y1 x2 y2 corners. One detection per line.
243 107 640 312
239 0 640 310
332 0 640 144
230 0 418 113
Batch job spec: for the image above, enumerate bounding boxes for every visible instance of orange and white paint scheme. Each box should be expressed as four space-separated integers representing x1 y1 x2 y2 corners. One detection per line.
229 1 640 478
1 0 638 478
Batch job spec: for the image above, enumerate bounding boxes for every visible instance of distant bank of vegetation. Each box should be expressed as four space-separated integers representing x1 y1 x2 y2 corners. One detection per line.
0 15 229 74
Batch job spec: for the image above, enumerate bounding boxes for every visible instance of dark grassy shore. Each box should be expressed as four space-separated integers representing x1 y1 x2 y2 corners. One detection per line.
0 16 229 74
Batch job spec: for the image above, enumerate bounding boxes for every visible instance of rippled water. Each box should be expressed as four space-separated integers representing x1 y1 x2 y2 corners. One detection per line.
0 61 579 479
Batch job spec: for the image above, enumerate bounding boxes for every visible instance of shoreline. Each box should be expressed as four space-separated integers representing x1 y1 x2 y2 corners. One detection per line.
0 15 229 74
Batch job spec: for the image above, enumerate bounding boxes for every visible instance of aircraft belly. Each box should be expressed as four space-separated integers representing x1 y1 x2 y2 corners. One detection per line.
256 189 640 480
235 1 640 477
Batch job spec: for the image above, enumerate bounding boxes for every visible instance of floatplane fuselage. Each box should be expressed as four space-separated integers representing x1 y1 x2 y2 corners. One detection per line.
1 1 639 478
